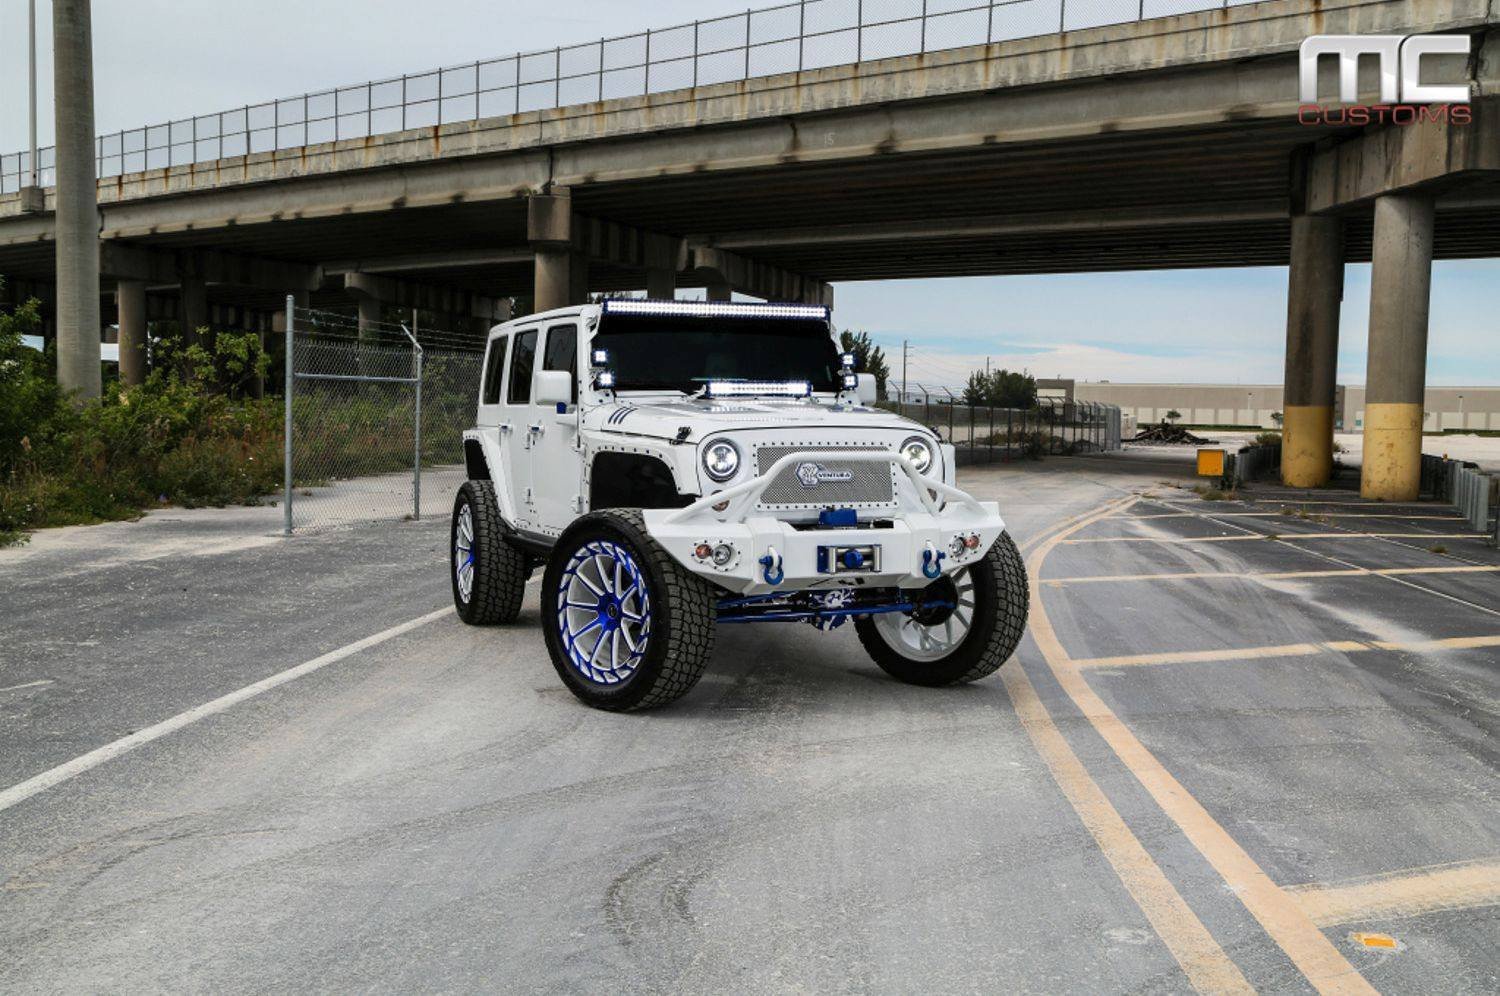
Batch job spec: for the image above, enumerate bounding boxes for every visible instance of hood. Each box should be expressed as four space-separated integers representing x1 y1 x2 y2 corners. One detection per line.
583 396 918 441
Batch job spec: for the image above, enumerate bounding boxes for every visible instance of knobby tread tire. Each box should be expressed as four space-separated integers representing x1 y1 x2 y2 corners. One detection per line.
541 508 717 712
854 531 1029 687
452 480 531 625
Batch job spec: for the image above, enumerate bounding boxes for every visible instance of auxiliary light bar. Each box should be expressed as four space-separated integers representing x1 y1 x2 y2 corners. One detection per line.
706 380 812 398
601 300 830 321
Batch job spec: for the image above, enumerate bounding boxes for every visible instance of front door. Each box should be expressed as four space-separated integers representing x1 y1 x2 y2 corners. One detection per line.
529 321 583 534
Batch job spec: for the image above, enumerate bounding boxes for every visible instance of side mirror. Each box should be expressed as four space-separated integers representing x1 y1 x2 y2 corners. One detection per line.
533 369 572 407
856 373 877 405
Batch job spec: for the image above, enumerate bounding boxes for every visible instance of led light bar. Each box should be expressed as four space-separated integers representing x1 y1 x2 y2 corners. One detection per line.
706 380 812 398
601 300 830 321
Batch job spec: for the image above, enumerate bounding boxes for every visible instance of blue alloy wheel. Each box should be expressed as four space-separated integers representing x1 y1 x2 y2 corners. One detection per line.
556 539 652 685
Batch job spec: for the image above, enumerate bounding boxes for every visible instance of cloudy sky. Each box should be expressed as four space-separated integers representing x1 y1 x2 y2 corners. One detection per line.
2 0 1495 388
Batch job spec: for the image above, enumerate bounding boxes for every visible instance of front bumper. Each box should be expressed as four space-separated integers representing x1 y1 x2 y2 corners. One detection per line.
641 450 1006 594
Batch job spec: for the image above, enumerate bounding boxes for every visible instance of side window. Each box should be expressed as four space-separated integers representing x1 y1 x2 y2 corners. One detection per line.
481 335 509 406
507 329 537 405
542 324 578 403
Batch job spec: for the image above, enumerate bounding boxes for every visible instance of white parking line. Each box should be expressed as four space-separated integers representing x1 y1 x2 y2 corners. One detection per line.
0 600 473 814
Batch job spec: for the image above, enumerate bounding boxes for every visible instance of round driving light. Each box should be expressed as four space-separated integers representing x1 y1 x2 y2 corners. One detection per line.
965 534 981 550
712 543 735 566
703 439 741 482
712 499 730 513
899 435 935 474
950 536 966 556
694 542 714 560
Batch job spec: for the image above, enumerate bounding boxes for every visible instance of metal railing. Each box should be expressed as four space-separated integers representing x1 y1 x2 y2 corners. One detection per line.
3 0 1258 195
884 385 1123 464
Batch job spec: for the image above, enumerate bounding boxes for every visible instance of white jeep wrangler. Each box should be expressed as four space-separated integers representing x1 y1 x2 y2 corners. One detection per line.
452 300 1028 711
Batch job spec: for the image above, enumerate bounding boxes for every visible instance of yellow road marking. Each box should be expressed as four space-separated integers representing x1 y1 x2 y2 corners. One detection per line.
1062 532 1477 545
1351 932 1398 949
1000 665 1254 994
1071 634 1500 669
1043 566 1500 587
1003 496 1254 994
1029 498 1377 995
1289 860 1500 927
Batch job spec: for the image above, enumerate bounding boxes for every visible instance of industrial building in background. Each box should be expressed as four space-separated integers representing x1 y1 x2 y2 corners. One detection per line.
1062 382 1500 434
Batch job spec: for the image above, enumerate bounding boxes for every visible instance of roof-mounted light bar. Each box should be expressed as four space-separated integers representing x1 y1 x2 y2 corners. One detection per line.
705 380 812 398
601 300 830 321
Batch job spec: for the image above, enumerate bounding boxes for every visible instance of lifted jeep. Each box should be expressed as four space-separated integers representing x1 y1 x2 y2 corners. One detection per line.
452 300 1028 711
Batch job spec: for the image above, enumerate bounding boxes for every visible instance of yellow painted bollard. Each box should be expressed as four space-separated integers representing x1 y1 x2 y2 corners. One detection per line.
1197 448 1226 478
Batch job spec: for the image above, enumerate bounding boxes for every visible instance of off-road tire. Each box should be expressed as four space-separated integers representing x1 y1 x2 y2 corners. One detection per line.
451 480 531 625
541 509 717 712
855 531 1029 686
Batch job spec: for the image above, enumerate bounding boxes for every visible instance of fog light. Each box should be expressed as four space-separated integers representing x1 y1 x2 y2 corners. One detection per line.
949 536 966 556
712 499 730 512
712 543 735 566
965 534 981 550
694 543 714 561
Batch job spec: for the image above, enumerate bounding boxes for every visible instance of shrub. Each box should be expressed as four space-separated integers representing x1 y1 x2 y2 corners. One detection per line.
0 317 285 543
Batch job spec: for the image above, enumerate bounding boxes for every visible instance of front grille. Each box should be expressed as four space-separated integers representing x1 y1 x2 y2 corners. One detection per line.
754 444 894 508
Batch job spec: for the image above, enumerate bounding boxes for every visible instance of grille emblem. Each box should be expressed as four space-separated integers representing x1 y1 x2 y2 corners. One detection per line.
795 461 854 489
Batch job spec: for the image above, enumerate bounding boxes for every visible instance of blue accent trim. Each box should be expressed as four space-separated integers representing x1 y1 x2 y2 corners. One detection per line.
922 547 946 579
557 539 651 685
759 554 784 586
818 507 858 528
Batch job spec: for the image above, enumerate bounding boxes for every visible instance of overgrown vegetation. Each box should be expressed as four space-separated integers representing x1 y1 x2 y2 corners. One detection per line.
2 285 480 546
1 293 282 545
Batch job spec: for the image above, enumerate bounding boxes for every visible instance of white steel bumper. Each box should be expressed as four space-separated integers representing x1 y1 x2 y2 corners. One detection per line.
641 450 1006 594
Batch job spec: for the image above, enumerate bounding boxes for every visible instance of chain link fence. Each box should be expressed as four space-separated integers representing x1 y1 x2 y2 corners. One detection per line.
884 385 1122 465
282 303 484 534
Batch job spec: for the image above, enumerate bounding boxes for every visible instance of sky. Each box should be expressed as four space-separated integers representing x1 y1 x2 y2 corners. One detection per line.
2 0 1496 388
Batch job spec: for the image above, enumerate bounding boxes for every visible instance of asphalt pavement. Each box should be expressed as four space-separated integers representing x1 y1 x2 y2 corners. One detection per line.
1 452 1496 993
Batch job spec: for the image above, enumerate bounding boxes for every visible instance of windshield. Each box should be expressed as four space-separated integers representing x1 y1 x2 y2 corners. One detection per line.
592 314 842 394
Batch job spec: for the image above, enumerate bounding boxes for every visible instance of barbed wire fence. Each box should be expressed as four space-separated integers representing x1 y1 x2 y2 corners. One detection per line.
281 300 485 534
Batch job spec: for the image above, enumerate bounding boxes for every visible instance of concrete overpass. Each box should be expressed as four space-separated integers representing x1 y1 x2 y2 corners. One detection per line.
2 0 1499 499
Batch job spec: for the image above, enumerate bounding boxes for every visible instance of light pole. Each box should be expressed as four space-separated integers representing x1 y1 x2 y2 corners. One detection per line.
29 0 38 186
53 0 102 400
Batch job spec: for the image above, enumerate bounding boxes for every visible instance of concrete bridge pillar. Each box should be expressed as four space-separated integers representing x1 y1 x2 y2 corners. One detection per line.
1281 215 1344 487
645 233 679 300
180 274 208 344
115 280 147 387
529 191 577 313
646 267 675 300
357 295 382 336
1361 193 1435 501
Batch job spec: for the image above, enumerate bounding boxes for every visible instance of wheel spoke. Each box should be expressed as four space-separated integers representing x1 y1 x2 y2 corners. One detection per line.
611 630 621 671
588 628 607 666
574 570 602 596
591 554 613 594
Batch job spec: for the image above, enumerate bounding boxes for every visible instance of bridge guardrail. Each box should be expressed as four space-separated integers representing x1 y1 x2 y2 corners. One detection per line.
1422 453 1498 545
3 0 1262 195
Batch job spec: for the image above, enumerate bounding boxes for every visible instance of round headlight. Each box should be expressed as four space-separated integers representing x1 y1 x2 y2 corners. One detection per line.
900 435 935 474
703 439 741 482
